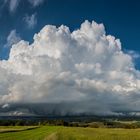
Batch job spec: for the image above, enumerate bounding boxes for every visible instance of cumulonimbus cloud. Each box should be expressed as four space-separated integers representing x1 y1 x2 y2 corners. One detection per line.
1 20 140 116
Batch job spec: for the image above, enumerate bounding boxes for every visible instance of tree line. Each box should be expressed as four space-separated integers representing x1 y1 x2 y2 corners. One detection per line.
0 119 140 129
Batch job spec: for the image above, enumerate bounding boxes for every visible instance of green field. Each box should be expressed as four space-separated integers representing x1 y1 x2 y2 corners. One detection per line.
0 126 140 140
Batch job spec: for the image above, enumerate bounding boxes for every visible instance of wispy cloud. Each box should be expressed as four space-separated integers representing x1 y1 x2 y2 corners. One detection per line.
4 29 21 48
127 50 140 59
28 0 45 7
23 13 37 29
4 0 20 13
3 0 45 13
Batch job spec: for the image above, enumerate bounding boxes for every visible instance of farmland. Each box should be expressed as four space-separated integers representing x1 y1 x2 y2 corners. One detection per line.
0 126 140 140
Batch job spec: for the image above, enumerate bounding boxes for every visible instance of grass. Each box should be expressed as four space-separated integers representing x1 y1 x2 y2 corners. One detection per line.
0 126 140 140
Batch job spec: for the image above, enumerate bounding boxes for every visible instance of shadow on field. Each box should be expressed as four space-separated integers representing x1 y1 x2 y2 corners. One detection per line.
0 126 39 133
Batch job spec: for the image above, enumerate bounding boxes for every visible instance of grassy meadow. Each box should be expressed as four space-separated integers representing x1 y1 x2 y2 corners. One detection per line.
0 126 140 140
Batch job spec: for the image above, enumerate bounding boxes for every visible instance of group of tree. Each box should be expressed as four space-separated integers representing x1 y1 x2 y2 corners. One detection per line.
0 119 140 129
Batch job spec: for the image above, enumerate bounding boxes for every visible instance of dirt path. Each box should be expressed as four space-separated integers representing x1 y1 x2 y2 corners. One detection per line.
44 132 58 140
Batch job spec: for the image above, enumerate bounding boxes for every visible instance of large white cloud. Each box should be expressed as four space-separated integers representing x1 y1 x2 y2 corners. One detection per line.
1 20 140 115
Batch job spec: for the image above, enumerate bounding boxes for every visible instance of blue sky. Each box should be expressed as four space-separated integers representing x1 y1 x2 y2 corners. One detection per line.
0 0 140 62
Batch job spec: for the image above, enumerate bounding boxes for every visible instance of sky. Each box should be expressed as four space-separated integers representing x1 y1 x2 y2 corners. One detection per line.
0 0 140 116
0 0 140 62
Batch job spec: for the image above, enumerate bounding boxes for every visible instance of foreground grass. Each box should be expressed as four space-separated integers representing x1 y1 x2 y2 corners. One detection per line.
0 126 140 140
